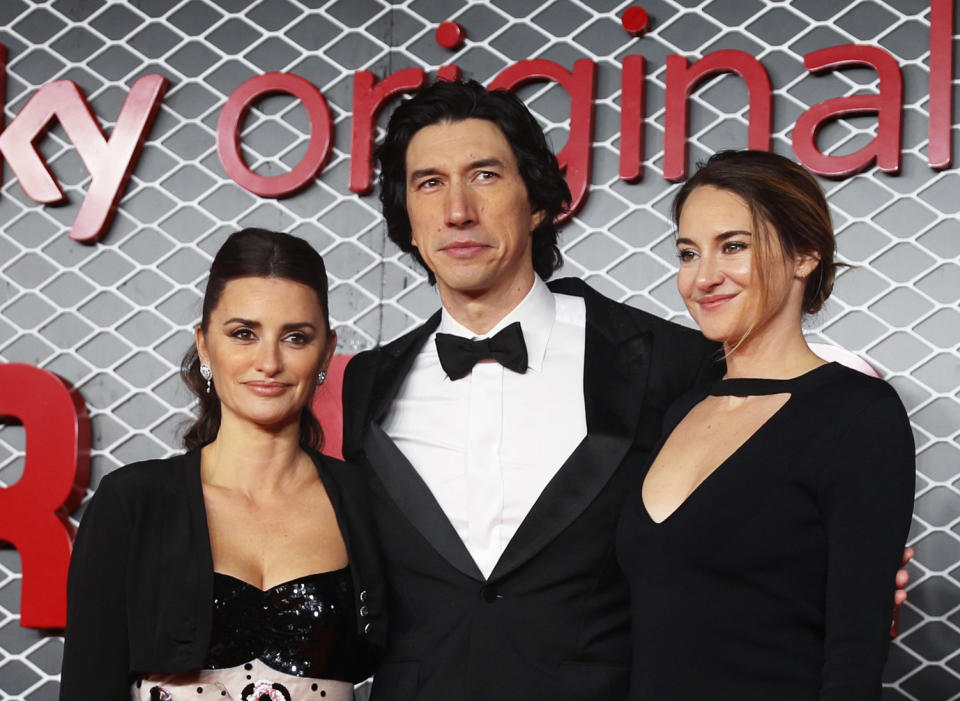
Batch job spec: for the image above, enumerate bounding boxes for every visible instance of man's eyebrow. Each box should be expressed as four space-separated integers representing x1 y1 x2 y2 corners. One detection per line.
469 157 505 170
409 167 440 182
408 158 507 183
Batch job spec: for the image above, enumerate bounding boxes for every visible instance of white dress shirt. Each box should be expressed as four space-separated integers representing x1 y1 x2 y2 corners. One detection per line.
381 277 587 578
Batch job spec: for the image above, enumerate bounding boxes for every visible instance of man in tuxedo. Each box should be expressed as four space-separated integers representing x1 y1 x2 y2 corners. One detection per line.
340 81 909 700
341 79 717 700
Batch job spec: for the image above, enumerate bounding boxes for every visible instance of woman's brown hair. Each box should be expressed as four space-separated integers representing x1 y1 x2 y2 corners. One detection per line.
672 149 838 318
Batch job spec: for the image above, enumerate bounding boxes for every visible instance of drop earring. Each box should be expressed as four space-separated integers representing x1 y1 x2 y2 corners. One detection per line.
199 363 213 394
317 369 327 386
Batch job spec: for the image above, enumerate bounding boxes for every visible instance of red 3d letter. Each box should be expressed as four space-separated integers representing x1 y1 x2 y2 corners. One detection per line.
620 54 647 182
437 65 463 82
489 58 596 219
0 364 90 628
0 63 167 243
310 354 352 460
218 72 334 197
664 50 772 182
928 0 953 170
350 68 427 194
793 45 902 177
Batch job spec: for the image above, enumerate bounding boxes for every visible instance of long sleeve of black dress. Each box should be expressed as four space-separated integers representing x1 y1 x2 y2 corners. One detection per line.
616 362 915 701
819 391 916 698
60 473 132 700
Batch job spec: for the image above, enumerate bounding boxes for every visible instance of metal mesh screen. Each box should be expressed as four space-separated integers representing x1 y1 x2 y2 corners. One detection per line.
0 0 957 698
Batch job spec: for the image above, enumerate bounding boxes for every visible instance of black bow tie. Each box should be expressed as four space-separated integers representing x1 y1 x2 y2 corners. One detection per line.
435 322 528 381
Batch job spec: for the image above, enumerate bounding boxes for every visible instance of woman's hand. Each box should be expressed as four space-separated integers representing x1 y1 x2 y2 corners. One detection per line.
891 546 914 637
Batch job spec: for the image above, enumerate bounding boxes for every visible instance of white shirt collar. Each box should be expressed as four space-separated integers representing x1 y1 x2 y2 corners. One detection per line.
437 277 556 373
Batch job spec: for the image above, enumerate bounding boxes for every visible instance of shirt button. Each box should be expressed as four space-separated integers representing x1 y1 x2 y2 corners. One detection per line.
359 605 369 617
359 590 368 602
364 623 373 635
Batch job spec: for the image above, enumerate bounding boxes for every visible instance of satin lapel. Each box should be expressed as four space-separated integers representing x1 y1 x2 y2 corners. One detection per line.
360 312 484 582
365 424 484 581
489 290 652 581
368 311 441 424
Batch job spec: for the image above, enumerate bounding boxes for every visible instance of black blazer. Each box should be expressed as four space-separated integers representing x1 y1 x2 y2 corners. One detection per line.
59 449 385 701
342 278 718 701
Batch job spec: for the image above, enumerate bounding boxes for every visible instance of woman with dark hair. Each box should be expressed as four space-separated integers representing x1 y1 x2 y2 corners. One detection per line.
60 229 383 701
617 151 915 699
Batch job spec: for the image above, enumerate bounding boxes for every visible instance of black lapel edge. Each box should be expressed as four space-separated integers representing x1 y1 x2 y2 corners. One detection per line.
489 284 653 581
364 423 484 581
369 311 442 424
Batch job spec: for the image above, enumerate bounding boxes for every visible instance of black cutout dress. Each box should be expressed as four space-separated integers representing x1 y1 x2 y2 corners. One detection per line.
617 363 915 700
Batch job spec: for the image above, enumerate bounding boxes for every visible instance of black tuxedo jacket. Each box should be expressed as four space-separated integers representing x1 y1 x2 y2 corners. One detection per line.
342 278 718 701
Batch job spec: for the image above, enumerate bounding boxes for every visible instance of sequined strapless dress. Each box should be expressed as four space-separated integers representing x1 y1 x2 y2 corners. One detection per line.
131 567 369 701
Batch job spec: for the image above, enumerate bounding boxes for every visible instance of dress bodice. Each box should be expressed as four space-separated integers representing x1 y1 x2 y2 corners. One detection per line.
206 568 365 677
132 568 369 701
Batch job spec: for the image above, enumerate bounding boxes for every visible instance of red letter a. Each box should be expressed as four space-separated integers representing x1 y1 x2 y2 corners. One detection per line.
793 45 903 177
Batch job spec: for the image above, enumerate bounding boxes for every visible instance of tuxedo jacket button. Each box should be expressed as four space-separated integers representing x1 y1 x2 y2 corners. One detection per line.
364 623 373 635
359 589 368 602
481 584 499 603
359 605 369 617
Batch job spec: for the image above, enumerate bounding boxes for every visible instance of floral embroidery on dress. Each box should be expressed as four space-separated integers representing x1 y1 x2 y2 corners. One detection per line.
241 680 292 701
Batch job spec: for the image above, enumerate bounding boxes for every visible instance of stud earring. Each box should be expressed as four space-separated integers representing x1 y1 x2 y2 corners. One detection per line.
317 369 327 386
199 363 213 394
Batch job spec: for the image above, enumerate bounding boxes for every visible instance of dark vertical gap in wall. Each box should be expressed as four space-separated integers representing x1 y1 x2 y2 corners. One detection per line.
374 10 397 347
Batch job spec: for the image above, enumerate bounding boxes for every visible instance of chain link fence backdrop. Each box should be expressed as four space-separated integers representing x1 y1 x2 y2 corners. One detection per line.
0 0 957 698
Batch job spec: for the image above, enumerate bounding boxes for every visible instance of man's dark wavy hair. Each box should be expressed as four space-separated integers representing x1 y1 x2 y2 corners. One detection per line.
376 79 570 284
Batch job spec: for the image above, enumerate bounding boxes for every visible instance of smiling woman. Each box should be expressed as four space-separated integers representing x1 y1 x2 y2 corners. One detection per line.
193 275 332 445
617 151 915 700
59 229 384 701
182 230 336 451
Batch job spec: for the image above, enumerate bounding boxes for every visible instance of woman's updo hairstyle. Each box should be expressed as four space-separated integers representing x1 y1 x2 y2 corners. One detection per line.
181 228 331 451
672 149 838 315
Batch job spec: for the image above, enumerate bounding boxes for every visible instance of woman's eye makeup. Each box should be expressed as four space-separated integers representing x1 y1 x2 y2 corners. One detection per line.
284 331 312 345
229 327 255 340
222 322 315 344
722 240 749 253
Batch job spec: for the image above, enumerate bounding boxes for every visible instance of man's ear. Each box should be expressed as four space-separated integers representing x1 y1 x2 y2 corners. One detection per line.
530 208 546 233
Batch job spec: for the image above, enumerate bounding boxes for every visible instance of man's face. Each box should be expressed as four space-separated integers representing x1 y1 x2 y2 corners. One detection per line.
404 118 543 310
